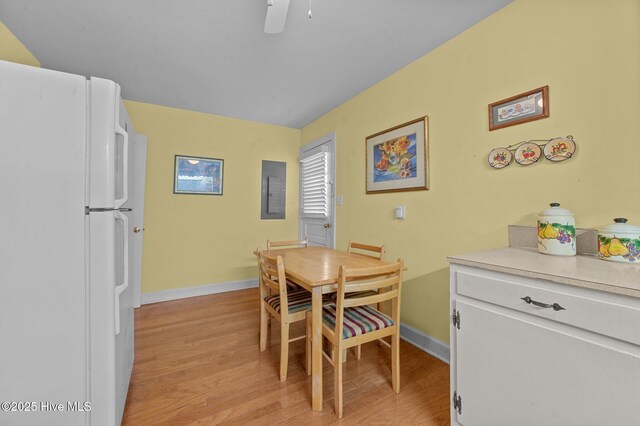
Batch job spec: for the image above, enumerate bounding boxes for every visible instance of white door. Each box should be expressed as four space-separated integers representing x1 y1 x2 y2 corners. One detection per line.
299 132 336 248
131 134 147 308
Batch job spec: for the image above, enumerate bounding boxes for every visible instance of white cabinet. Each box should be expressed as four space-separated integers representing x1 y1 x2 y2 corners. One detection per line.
449 264 640 426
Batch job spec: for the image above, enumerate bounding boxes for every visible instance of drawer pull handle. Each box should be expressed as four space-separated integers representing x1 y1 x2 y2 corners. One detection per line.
521 296 566 311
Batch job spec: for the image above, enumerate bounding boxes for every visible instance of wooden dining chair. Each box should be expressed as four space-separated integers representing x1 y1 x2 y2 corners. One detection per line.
345 241 386 359
258 250 315 381
306 259 403 418
266 238 309 291
347 241 385 259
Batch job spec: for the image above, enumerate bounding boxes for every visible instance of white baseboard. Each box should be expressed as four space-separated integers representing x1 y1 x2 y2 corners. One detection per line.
400 322 450 364
141 278 259 305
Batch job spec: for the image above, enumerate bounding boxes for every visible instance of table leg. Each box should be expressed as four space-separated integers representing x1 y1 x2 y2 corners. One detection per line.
311 286 323 411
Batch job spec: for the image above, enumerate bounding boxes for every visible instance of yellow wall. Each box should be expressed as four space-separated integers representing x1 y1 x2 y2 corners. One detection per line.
301 0 640 342
0 20 40 66
124 101 301 293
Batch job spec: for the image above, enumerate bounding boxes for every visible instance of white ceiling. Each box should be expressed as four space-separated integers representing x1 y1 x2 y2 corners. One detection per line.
1 0 512 128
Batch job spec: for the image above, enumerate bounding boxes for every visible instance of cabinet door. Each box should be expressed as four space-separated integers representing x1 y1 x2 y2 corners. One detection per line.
454 300 640 426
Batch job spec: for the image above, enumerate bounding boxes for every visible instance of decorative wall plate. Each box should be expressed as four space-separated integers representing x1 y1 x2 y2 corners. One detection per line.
514 142 542 165
488 148 513 169
544 136 576 162
488 135 577 170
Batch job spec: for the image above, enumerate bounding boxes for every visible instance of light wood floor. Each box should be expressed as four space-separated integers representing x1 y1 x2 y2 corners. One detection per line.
122 288 451 425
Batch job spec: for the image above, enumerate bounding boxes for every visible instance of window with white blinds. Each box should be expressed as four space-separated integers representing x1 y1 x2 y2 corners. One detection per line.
300 152 329 218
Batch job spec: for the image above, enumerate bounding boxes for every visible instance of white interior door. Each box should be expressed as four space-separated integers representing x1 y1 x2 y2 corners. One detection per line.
299 132 336 248
131 134 147 308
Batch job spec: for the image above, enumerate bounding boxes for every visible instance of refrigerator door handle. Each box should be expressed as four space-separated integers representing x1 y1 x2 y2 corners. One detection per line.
114 210 129 335
114 85 129 208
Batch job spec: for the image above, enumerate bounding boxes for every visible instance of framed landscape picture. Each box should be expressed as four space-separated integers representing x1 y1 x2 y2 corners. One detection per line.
174 155 224 195
489 85 549 131
366 116 429 194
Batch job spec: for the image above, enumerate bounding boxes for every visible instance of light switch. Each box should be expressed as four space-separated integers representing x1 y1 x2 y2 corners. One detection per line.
395 205 405 220
337 195 343 205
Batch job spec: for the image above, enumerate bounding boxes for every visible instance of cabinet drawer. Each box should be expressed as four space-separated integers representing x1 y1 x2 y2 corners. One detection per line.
454 267 640 346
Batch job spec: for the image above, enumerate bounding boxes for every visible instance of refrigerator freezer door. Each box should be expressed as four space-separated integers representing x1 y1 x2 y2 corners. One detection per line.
89 78 129 209
0 60 88 425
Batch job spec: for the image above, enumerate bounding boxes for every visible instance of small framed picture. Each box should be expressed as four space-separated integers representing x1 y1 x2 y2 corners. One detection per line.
489 86 549 131
366 116 429 194
173 155 224 195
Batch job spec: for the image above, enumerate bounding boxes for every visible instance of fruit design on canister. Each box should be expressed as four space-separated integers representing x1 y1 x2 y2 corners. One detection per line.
598 236 640 262
538 221 575 247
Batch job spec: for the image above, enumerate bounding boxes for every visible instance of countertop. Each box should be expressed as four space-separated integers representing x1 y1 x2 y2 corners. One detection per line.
448 247 640 299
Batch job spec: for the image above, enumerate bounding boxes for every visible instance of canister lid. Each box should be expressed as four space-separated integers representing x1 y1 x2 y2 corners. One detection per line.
598 218 640 235
538 202 574 217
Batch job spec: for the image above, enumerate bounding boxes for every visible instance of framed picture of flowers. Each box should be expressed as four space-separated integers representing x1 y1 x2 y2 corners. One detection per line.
366 116 429 194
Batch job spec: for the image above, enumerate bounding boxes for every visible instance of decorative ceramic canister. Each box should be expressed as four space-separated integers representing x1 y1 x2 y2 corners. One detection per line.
597 218 640 263
537 203 576 256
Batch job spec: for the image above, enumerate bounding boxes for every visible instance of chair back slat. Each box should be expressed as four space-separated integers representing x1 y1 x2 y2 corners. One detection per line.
343 289 398 308
263 276 281 293
348 241 385 260
342 261 399 279
259 259 279 279
344 275 397 293
267 237 309 251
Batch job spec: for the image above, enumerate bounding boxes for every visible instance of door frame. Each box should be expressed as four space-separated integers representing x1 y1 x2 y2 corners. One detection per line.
132 134 147 308
298 131 336 249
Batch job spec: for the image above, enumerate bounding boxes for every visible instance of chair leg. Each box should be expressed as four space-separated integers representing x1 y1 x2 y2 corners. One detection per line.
355 345 362 360
305 312 311 376
259 302 268 352
280 322 290 381
391 330 400 393
333 344 343 418
377 302 384 347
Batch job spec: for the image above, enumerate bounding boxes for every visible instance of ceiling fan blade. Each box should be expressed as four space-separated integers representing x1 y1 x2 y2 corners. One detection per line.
264 0 291 34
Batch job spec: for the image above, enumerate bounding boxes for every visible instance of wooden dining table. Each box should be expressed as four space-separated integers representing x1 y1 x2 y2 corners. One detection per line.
266 246 390 411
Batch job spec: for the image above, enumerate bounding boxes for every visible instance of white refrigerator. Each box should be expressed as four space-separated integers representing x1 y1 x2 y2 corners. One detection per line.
0 60 136 425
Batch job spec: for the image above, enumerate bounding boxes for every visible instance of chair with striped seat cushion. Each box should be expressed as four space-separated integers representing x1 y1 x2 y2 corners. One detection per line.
258 250 313 382
265 290 333 318
265 289 313 314
346 241 386 359
321 304 394 339
306 259 403 418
